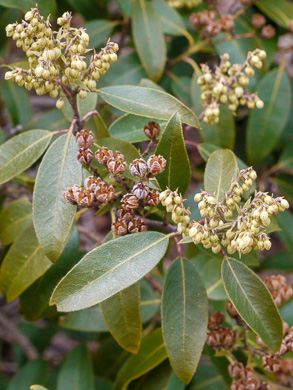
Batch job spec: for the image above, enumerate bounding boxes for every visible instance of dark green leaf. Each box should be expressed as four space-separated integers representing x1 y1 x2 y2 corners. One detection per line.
8 360 48 390
152 0 187 37
0 0 56 16
50 232 169 312
277 144 293 171
255 0 293 28
84 114 110 140
171 76 192 107
132 0 166 81
260 251 293 271
0 130 52 185
98 86 200 128
155 113 191 195
85 19 117 49
33 132 82 262
26 108 70 132
273 176 293 201
188 364 229 390
275 211 293 251
162 258 208 383
222 258 283 352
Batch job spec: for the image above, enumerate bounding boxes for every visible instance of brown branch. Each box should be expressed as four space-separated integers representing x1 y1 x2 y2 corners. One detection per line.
144 218 177 233
81 110 100 125
144 274 163 293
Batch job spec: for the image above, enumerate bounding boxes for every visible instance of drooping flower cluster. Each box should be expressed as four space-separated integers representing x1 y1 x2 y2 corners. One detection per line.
4 5 118 108
167 0 202 8
206 311 239 349
197 49 266 124
190 11 235 37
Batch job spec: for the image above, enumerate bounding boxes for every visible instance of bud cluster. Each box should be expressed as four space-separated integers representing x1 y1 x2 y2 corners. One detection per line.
191 168 289 255
95 147 127 176
229 362 269 390
197 50 266 124
190 11 235 37
264 275 293 307
250 13 276 39
4 6 119 108
167 0 202 8
159 189 191 236
206 311 239 348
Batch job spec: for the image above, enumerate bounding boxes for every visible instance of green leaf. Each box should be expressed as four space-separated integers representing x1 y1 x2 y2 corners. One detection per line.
57 345 95 390
27 108 70 132
139 78 165 91
275 211 293 251
273 176 293 201
162 258 208 384
152 0 187 36
8 360 48 390
84 114 110 140
247 68 291 164
255 0 293 28
280 297 293 326
0 224 52 302
0 130 52 185
132 0 166 81
33 132 82 262
260 251 293 272
155 113 191 195
171 76 193 107
100 283 142 353
50 232 169 312
19 229 80 321
114 328 168 390
0 197 32 245
129 361 173 390
98 86 200 128
222 258 283 352
277 143 293 171
0 0 56 16
62 92 97 122
204 149 237 201
85 19 116 49
109 114 166 143
188 364 229 390
118 0 133 15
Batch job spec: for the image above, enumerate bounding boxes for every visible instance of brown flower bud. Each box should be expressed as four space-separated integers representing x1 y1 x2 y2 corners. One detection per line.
95 147 114 166
117 208 135 223
257 336 267 349
147 190 161 206
227 300 238 318
251 14 266 29
280 358 293 374
78 189 95 207
263 355 281 373
221 328 239 347
144 121 161 140
261 25 276 39
129 158 148 178
122 193 140 209
258 383 270 390
208 311 225 330
277 340 288 356
231 380 245 390
228 362 245 379
240 0 253 7
76 129 94 148
84 175 102 191
114 151 124 159
77 148 93 165
264 275 292 306
205 21 222 37
206 330 221 347
107 156 127 175
147 154 166 175
128 218 147 234
94 182 115 204
111 220 128 236
285 332 293 352
283 321 290 335
289 20 293 33
132 182 149 200
63 184 82 205
245 379 260 390
240 367 254 381
221 16 235 32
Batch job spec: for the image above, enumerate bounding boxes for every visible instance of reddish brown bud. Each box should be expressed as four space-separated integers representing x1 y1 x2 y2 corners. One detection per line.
77 148 93 165
84 175 102 191
206 330 222 347
144 121 161 140
117 208 135 223
147 155 166 175
240 367 254 381
289 20 293 33
261 25 276 39
94 182 115 204
285 332 293 352
245 379 260 390
107 156 127 175
251 14 266 29
63 184 82 205
221 16 235 32
205 21 222 37
129 158 148 178
231 380 245 390
132 182 149 200
208 311 225 330
240 0 253 7
76 129 94 148
280 358 293 374
190 10 216 29
122 193 140 209
263 355 281 373
111 220 128 236
128 218 147 234
221 328 239 347
228 362 245 379
227 300 238 318
78 189 95 207
146 190 160 206
264 275 292 306
283 321 290 335
95 147 114 166
277 340 288 355
257 336 267 349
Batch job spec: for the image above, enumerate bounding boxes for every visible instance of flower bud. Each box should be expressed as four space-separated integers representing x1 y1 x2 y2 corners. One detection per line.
256 100 264 109
112 220 128 236
122 194 140 209
144 121 161 140
76 129 95 149
77 148 93 165
132 182 149 200
147 190 160 206
129 158 148 178
56 98 64 110
147 155 166 175
95 147 114 166
128 218 147 234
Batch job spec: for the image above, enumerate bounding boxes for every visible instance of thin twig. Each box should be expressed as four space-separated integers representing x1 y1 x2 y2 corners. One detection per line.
81 110 100 124
174 235 183 258
144 274 163 293
185 140 199 149
142 140 156 157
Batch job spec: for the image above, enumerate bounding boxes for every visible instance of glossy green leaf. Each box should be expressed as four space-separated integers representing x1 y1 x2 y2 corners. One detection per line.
260 251 293 272
204 149 237 201
85 19 116 49
152 0 187 36
84 114 110 140
275 211 293 251
155 113 191 194
188 364 229 390
27 108 70 132
139 78 165 91
129 361 173 390
277 144 293 171
109 114 166 143
98 86 200 128
0 224 51 302
100 283 142 353
247 68 291 164
118 0 133 15
171 76 193 107
162 258 208 383
222 258 283 352
0 0 56 16
0 130 52 185
8 360 48 390
132 0 166 81
33 132 82 262
57 345 95 390
19 229 80 321
255 0 293 28
0 197 32 245
50 232 169 312
273 176 293 201
279 297 293 326
114 328 168 390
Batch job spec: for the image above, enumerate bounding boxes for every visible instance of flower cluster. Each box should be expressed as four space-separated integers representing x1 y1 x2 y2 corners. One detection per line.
251 14 276 39
191 167 289 255
264 275 293 307
197 49 266 124
95 147 127 176
190 11 235 37
229 362 269 390
167 0 202 8
4 5 118 108
159 189 191 236
206 311 239 348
